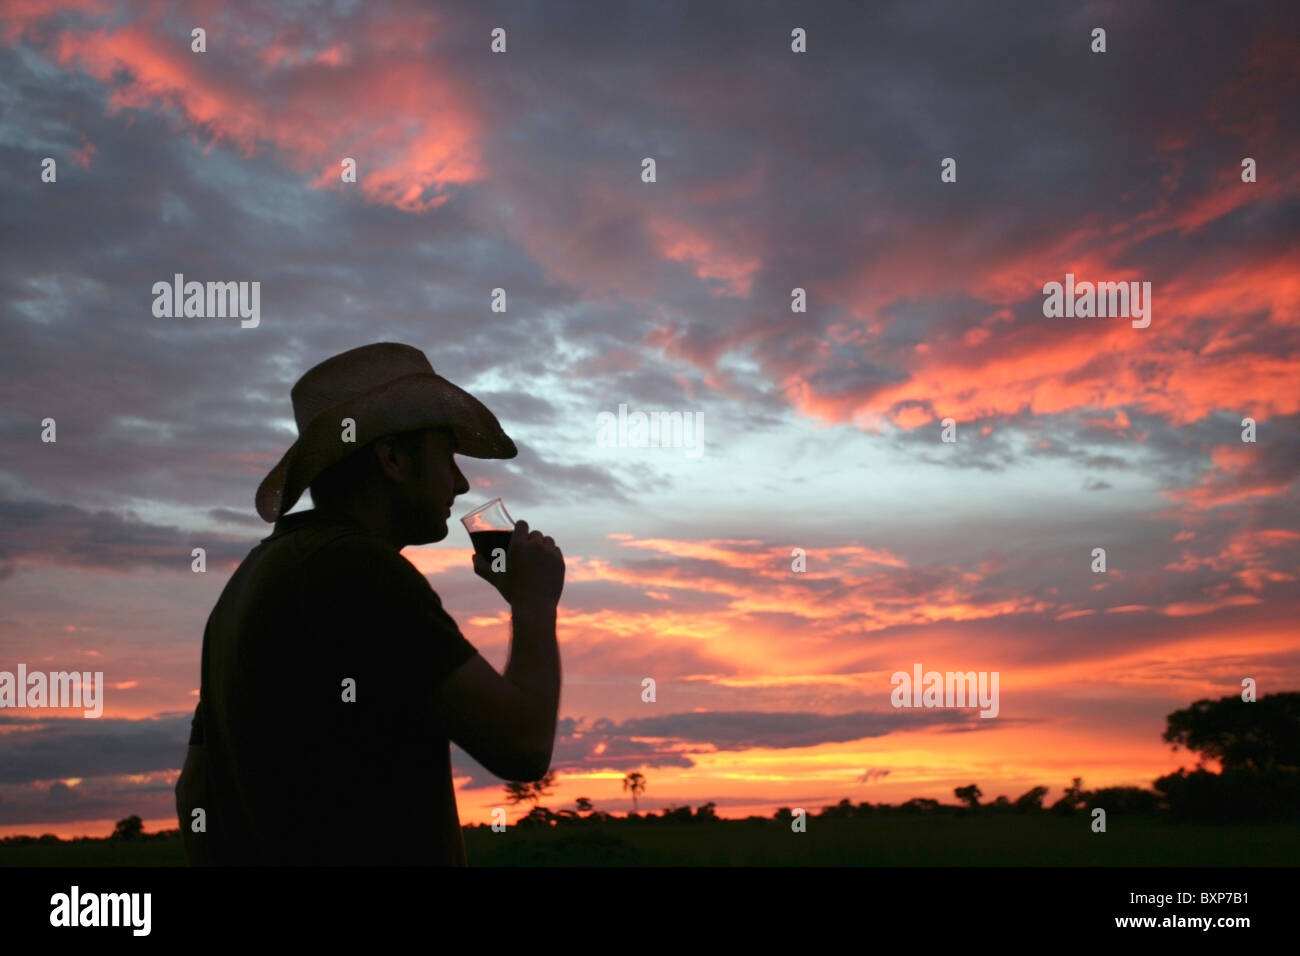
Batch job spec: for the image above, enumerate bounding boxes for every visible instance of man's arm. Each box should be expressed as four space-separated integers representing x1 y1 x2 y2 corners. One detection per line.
175 704 215 865
503 600 560 770
428 521 563 781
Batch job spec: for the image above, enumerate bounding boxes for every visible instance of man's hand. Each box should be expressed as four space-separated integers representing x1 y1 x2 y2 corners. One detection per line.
472 519 564 608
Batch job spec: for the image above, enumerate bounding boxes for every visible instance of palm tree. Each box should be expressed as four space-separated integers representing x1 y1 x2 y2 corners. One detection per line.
503 781 533 807
503 770 558 809
532 769 557 803
622 772 646 813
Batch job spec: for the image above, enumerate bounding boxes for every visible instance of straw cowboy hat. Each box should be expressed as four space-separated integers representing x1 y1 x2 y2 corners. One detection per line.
255 342 516 522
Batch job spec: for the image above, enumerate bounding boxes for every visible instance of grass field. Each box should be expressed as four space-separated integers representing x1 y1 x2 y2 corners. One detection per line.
2 815 1296 866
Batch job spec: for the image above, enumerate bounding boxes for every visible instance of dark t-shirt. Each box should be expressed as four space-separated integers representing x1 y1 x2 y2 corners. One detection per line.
179 508 478 865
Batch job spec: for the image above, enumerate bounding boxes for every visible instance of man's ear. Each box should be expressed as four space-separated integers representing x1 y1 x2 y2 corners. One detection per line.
371 435 407 482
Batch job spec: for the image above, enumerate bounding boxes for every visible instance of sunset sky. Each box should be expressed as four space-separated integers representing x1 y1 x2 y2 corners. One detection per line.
1 0 1297 839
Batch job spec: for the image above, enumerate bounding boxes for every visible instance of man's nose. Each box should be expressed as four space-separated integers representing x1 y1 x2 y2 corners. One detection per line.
453 463 470 496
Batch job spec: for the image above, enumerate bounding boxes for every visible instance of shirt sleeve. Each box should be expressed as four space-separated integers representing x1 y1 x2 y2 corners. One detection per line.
303 532 479 710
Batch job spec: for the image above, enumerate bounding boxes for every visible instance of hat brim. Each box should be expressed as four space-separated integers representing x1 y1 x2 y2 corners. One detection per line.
255 372 516 522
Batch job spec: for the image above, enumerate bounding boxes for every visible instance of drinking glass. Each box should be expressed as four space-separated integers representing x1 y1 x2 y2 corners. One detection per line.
460 498 516 563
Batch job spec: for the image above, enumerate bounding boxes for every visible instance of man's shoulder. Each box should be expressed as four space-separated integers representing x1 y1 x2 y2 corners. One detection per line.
292 525 446 612
306 527 423 580
271 511 379 555
263 512 410 574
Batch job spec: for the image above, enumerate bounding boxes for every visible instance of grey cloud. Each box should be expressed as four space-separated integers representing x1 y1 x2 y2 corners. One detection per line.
454 707 985 790
0 499 252 575
0 712 191 786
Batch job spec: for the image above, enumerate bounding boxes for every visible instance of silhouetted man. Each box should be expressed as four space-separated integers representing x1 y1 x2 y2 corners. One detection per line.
175 342 563 864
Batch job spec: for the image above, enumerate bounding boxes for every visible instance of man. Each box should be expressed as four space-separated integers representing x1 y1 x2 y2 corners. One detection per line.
175 342 563 865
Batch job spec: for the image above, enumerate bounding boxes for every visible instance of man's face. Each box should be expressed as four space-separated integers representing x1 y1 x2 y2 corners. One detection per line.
393 427 470 545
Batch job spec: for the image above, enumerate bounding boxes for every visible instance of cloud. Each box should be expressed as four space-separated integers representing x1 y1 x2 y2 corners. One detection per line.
453 708 984 790
0 712 191 786
0 771 180 828
0 499 250 574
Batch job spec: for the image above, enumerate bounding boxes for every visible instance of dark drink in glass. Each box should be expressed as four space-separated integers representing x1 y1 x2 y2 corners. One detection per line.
469 529 513 562
460 499 516 572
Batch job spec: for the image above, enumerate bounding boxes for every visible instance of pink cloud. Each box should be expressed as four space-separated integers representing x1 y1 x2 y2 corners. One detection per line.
17 5 483 213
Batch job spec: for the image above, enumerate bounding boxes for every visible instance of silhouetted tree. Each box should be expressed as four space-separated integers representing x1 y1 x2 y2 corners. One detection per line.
1155 766 1300 823
518 806 558 828
954 784 982 809
820 797 854 818
503 781 533 807
1163 692 1300 772
503 770 558 809
112 815 143 841
574 796 594 814
1050 777 1086 814
900 797 940 813
1152 692 1300 822
1013 786 1049 813
1087 786 1160 816
532 769 557 802
695 801 718 821
622 772 646 813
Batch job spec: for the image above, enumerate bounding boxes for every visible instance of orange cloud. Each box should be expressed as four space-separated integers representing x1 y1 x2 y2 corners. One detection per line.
1167 445 1295 509
20 7 483 213
646 216 762 298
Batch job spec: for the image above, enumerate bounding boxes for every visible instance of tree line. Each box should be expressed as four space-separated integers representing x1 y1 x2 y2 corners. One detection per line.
3 690 1294 845
496 692 1300 828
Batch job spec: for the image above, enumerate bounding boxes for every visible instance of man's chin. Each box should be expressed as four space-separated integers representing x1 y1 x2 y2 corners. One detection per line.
401 519 449 547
